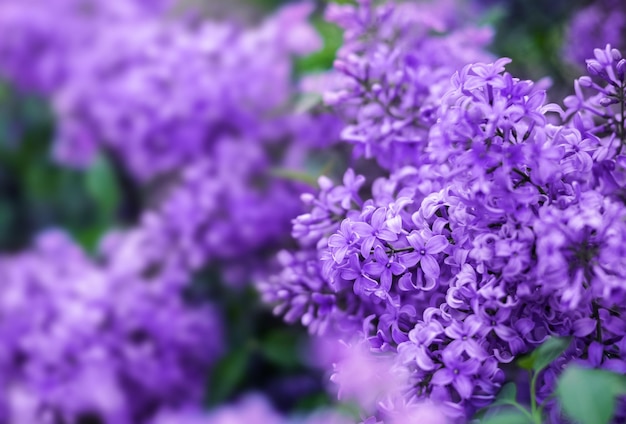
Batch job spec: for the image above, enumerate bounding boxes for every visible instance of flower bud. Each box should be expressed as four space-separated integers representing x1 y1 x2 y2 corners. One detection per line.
578 76 593 87
612 48 622 62
586 60 604 76
617 59 626 81
599 96 619 106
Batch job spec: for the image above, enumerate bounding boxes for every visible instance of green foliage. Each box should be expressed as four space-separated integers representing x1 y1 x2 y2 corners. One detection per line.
481 409 533 424
207 345 251 405
295 17 343 75
0 90 120 252
493 382 518 406
557 366 626 424
518 337 571 372
259 329 303 370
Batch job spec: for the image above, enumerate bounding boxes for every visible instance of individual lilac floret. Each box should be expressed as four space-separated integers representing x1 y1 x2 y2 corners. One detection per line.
0 231 221 424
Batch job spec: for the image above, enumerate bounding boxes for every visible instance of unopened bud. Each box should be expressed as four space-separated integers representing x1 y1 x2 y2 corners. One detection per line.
612 48 622 62
587 60 604 76
599 96 619 106
617 59 626 81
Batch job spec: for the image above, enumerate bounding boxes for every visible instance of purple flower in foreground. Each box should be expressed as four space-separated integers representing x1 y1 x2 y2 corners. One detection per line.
362 246 406 296
352 208 399 257
328 220 359 263
444 316 488 360
431 349 480 400
399 231 448 279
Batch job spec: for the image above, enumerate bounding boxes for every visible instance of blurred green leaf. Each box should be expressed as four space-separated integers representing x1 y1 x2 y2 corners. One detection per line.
294 392 333 412
295 17 343 74
493 382 518 405
259 329 302 369
85 155 120 218
557 366 626 424
478 5 506 26
518 337 571 372
480 409 532 424
271 167 319 186
207 347 250 406
294 92 323 114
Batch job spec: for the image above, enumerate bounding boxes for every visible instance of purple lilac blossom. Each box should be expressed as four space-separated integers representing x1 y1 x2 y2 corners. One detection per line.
1 0 339 285
0 0 323 181
0 0 173 94
264 39 626 422
52 2 322 180
0 231 221 424
101 135 312 286
323 0 493 170
563 0 626 67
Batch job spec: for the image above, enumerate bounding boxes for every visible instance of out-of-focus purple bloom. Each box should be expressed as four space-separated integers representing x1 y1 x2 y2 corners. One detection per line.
563 0 626 67
0 0 325 181
0 231 221 424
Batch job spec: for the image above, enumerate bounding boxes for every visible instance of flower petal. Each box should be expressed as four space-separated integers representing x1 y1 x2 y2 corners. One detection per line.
425 235 448 254
420 255 441 279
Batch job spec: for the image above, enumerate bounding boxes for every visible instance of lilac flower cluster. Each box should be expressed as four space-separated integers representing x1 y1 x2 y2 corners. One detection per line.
563 0 626 67
0 0 323 181
0 231 221 424
52 3 322 180
262 2 626 418
102 135 314 286
323 0 493 170
0 0 339 286
0 0 172 95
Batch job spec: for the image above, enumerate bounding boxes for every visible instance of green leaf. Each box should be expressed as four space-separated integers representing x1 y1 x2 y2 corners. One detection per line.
494 382 517 404
474 383 525 422
85 155 120 218
557 366 626 424
206 347 250 406
259 329 302 369
295 18 343 74
518 337 571 372
480 409 532 424
271 168 319 186
294 392 333 412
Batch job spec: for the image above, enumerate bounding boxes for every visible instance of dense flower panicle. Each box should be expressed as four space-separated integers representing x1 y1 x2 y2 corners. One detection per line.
101 135 312 286
324 0 493 170
52 2 321 180
0 231 221 424
0 0 173 94
266 44 626 421
1 0 337 286
561 45 626 202
0 0 323 180
563 0 626 67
